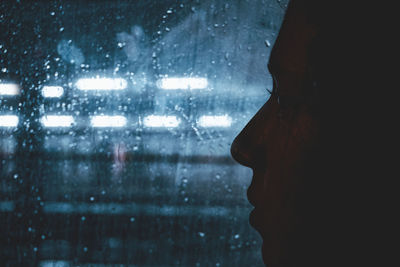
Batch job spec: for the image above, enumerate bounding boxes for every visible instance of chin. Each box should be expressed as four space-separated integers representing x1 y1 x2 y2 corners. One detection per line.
260 235 301 267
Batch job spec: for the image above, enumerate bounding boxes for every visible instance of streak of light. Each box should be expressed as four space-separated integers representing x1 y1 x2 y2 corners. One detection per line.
197 115 232 127
157 77 208 90
0 83 20 95
0 115 19 127
76 78 127 90
42 86 64 98
143 115 180 128
90 115 127 127
41 115 75 127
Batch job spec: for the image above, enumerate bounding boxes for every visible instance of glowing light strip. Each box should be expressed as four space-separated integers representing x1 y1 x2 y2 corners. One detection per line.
90 115 127 127
197 115 232 127
0 115 19 127
0 83 20 95
76 78 127 90
41 115 75 127
157 77 208 90
143 115 180 128
42 86 64 98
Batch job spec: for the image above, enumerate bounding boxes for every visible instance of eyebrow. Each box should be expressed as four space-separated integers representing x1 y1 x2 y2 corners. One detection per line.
268 60 301 75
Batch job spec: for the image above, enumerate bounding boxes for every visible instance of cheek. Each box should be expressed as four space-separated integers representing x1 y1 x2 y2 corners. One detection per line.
260 112 319 232
269 111 319 171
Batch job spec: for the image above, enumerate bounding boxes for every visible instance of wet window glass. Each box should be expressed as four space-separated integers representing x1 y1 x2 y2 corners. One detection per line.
0 1 287 266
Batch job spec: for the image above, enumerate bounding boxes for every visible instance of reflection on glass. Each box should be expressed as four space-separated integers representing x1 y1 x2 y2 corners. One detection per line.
42 86 64 98
197 115 232 128
143 115 181 128
90 115 127 127
39 260 70 267
0 83 20 96
0 115 19 127
76 78 127 91
0 0 286 265
41 115 75 127
157 77 208 90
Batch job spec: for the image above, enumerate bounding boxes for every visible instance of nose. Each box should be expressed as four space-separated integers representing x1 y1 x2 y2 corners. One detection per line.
230 101 270 168
230 134 252 168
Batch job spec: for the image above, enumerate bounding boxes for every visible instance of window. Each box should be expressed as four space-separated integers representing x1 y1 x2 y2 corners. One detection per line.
0 1 286 266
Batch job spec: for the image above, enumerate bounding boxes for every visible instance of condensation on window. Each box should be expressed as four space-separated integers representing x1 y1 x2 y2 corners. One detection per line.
0 0 287 266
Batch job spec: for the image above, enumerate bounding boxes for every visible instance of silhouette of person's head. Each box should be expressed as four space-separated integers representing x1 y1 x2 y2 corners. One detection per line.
230 1 388 266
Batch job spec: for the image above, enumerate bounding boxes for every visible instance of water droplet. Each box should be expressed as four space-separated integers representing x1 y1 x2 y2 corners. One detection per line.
234 234 240 239
81 216 86 221
198 232 205 237
130 217 135 222
90 196 94 202
59 27 64 32
13 174 18 179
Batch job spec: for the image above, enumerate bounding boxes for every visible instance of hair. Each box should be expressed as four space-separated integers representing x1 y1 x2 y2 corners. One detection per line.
280 1 392 266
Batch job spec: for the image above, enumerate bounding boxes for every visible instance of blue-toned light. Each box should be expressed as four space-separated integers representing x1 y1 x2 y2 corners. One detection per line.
157 77 208 90
197 115 232 127
42 86 64 98
76 78 127 91
0 115 19 127
90 115 127 127
0 83 20 96
41 115 75 127
143 115 181 128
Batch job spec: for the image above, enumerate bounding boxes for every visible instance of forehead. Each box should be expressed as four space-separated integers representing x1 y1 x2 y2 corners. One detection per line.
268 1 317 74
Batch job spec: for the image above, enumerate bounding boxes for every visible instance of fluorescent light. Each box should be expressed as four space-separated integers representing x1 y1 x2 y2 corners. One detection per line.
90 115 127 127
0 83 20 95
39 261 70 267
157 77 208 90
42 86 64 98
0 115 19 127
41 115 75 127
143 115 180 128
197 115 232 127
76 78 127 90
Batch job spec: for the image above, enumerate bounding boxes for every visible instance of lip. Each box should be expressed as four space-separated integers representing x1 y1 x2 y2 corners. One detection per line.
246 173 261 208
249 208 257 228
247 170 268 237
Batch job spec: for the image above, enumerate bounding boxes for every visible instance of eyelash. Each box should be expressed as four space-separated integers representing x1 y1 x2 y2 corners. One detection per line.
266 88 273 95
266 75 279 98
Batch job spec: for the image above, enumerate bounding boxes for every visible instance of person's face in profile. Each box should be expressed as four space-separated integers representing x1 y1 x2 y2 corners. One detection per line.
231 3 320 266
